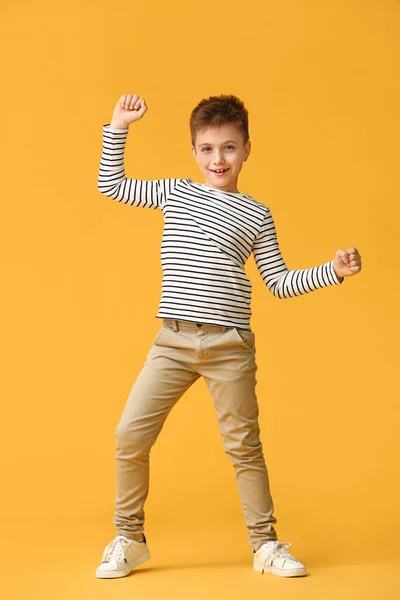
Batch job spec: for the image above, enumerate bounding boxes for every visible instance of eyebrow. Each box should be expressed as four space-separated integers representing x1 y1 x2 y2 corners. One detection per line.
198 140 238 147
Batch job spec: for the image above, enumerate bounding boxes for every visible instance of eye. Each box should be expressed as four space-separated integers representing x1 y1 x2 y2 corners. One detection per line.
200 145 235 152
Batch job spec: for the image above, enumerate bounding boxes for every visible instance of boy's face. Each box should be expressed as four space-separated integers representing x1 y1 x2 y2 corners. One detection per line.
191 124 251 194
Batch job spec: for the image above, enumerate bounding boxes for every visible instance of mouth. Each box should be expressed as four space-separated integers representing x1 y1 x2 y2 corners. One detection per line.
210 168 230 175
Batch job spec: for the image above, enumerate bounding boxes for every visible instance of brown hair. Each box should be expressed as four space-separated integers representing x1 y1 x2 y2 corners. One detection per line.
190 94 249 148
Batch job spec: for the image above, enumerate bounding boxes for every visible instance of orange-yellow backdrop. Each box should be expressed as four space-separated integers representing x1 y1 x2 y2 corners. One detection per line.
1 0 399 596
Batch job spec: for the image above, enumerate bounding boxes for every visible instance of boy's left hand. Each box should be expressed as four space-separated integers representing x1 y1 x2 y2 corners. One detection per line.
333 247 362 279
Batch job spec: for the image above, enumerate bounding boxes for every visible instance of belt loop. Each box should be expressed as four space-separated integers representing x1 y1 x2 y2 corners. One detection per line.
172 320 179 332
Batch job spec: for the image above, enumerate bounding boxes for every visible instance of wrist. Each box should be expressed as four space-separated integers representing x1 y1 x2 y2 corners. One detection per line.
109 120 129 130
333 266 343 281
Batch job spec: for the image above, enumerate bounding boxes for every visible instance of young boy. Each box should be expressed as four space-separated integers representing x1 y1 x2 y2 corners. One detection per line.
95 93 362 579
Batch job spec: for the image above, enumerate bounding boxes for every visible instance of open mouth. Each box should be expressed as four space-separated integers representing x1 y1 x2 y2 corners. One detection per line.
210 168 229 175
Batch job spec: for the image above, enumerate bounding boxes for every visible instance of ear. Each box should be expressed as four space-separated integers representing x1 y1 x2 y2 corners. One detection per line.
244 140 251 161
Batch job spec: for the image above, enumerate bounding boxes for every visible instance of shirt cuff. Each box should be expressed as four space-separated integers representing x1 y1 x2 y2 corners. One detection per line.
103 123 129 133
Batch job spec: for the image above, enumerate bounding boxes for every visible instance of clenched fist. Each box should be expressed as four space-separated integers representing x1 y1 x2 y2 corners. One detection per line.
333 247 362 279
110 94 148 129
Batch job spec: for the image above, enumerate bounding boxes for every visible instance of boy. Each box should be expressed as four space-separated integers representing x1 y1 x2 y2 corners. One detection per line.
95 93 362 579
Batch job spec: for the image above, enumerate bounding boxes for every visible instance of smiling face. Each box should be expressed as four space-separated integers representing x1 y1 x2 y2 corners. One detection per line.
191 124 251 194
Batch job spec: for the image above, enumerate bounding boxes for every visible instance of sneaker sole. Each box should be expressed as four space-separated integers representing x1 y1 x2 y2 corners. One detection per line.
253 558 307 577
96 548 150 579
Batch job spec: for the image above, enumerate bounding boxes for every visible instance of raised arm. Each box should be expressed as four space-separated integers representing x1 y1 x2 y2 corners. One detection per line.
97 94 164 210
252 208 344 299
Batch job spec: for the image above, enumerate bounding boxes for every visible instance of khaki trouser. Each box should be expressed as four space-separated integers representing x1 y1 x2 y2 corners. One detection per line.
113 318 278 552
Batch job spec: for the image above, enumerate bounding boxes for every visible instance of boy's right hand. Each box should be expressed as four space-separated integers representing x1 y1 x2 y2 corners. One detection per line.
110 94 148 129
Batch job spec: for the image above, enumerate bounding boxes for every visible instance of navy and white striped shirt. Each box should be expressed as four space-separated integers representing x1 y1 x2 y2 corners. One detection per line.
98 124 343 329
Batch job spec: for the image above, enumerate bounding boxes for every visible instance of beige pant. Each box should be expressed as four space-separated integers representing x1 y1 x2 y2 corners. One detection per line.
113 318 278 552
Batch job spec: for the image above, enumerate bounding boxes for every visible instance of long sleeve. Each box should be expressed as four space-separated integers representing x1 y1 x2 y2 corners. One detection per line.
97 124 165 210
252 208 344 299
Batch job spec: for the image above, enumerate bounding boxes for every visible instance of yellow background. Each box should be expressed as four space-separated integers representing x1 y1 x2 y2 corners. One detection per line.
1 0 399 598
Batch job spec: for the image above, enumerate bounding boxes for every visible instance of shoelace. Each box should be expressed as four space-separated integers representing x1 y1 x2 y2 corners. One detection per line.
104 535 131 562
257 541 299 575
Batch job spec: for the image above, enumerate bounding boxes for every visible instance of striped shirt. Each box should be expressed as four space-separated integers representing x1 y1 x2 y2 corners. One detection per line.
98 123 344 329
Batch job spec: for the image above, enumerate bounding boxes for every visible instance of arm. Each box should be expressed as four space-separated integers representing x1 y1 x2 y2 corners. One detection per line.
252 208 344 299
97 124 164 210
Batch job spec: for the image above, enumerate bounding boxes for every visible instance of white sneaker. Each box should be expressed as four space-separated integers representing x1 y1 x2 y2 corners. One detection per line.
253 540 307 577
96 534 150 579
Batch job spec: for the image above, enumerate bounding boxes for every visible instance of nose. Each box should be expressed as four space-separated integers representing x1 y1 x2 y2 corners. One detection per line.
213 152 225 165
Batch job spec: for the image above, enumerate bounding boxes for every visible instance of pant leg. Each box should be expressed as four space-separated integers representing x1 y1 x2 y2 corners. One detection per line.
113 322 200 540
199 326 278 552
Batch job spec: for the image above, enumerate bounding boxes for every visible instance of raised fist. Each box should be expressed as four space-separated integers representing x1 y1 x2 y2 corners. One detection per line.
110 94 148 128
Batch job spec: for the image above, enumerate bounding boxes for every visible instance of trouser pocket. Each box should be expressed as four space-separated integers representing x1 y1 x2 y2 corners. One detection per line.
230 327 255 351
